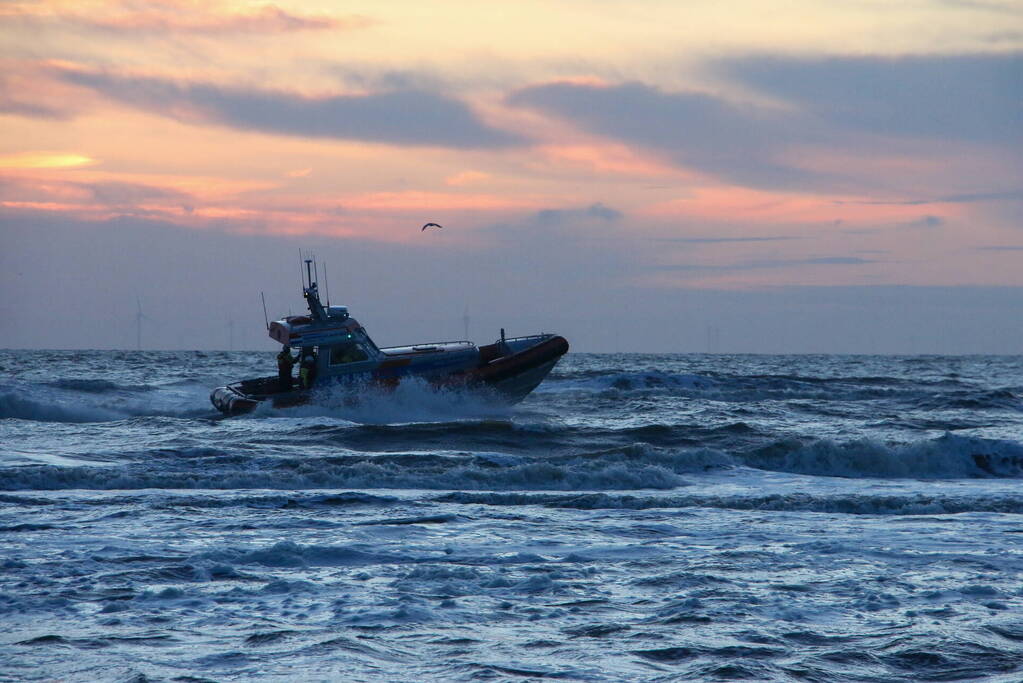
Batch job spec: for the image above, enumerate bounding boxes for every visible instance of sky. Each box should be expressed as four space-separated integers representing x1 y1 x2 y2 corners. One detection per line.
1 0 1021 353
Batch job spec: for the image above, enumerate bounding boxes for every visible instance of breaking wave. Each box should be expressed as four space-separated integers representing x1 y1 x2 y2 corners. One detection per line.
742 434 1023 479
0 444 724 492
0 391 125 423
4 434 1022 493
0 382 213 423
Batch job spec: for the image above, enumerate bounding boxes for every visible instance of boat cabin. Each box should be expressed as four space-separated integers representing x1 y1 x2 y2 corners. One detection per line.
268 304 382 377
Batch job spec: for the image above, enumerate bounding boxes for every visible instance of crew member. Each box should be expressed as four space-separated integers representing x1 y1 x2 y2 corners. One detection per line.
299 351 318 389
277 345 296 391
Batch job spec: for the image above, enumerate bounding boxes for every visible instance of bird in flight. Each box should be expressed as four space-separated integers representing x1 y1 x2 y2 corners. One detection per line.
421 222 443 231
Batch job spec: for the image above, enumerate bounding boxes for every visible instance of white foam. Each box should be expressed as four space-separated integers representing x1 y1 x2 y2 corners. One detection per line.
255 375 512 424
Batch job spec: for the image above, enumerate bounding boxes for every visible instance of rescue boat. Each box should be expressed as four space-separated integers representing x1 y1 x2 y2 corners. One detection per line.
210 260 569 415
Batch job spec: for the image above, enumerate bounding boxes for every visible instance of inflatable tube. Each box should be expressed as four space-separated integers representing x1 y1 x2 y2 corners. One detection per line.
473 336 569 384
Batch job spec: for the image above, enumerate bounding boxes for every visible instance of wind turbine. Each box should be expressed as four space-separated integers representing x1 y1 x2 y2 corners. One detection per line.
135 297 152 351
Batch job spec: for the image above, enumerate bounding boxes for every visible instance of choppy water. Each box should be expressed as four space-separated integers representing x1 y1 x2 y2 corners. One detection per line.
2 350 1023 681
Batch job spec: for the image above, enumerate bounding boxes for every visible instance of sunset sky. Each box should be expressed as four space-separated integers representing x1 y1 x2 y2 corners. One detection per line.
1 0 1021 352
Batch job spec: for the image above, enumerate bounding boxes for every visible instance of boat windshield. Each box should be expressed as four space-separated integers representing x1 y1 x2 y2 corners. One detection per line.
329 343 368 365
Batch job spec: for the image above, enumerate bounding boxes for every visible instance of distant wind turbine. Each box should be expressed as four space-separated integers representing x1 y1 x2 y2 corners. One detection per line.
135 297 152 351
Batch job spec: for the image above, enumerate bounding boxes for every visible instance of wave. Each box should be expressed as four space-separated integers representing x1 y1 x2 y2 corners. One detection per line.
0 383 213 423
0 444 729 492
544 369 1018 410
286 419 766 460
5 362 1017 428
544 370 718 394
196 540 415 568
45 378 157 394
5 434 1022 494
741 434 1023 479
916 389 1021 412
0 391 126 423
0 491 401 509
434 490 1023 515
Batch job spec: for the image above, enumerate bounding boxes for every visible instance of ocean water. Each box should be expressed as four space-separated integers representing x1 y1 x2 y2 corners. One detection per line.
2 350 1023 682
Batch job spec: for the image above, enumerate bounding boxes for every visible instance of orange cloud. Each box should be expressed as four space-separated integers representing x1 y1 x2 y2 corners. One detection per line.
445 170 490 186
539 143 684 178
0 152 96 169
0 166 541 241
342 191 535 212
0 60 90 120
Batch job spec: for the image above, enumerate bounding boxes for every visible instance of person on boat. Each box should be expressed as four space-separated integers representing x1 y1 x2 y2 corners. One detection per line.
277 345 297 391
299 351 318 389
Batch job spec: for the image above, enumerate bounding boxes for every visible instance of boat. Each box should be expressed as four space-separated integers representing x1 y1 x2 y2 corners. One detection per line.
210 259 569 415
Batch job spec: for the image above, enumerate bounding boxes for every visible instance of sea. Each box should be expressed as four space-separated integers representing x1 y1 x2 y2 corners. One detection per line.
2 349 1023 682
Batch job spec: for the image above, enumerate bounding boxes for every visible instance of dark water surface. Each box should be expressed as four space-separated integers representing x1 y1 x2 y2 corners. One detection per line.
2 350 1023 681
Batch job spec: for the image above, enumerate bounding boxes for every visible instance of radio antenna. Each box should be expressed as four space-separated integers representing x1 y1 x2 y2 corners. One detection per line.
323 263 330 307
261 291 269 330
298 248 306 288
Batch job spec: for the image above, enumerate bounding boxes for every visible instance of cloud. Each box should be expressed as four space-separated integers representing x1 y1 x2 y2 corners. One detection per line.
59 69 521 148
0 178 188 217
0 66 80 120
934 0 1020 14
80 181 191 205
0 97 68 120
654 235 797 244
508 81 833 191
533 202 623 225
986 31 1023 43
5 1 370 35
722 53 1022 145
0 152 95 169
976 245 1023 251
508 53 1020 193
445 170 490 186
661 256 876 271
901 215 945 228
840 189 1023 206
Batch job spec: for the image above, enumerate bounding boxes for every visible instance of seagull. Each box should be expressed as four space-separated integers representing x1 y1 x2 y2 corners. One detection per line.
421 222 443 231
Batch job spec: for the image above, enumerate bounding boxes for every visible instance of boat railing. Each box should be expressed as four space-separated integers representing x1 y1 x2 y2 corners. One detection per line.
500 333 553 343
380 340 476 351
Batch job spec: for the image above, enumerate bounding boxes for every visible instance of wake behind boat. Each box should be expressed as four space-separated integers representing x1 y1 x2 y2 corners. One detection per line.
210 260 569 415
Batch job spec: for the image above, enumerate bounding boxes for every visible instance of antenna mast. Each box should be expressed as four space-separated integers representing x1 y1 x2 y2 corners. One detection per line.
261 292 269 330
323 263 330 307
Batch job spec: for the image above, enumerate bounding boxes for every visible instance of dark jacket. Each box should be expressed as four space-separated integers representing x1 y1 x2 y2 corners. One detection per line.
277 350 296 373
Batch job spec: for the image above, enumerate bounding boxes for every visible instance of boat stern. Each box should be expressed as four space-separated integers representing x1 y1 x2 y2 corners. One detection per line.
210 385 260 415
